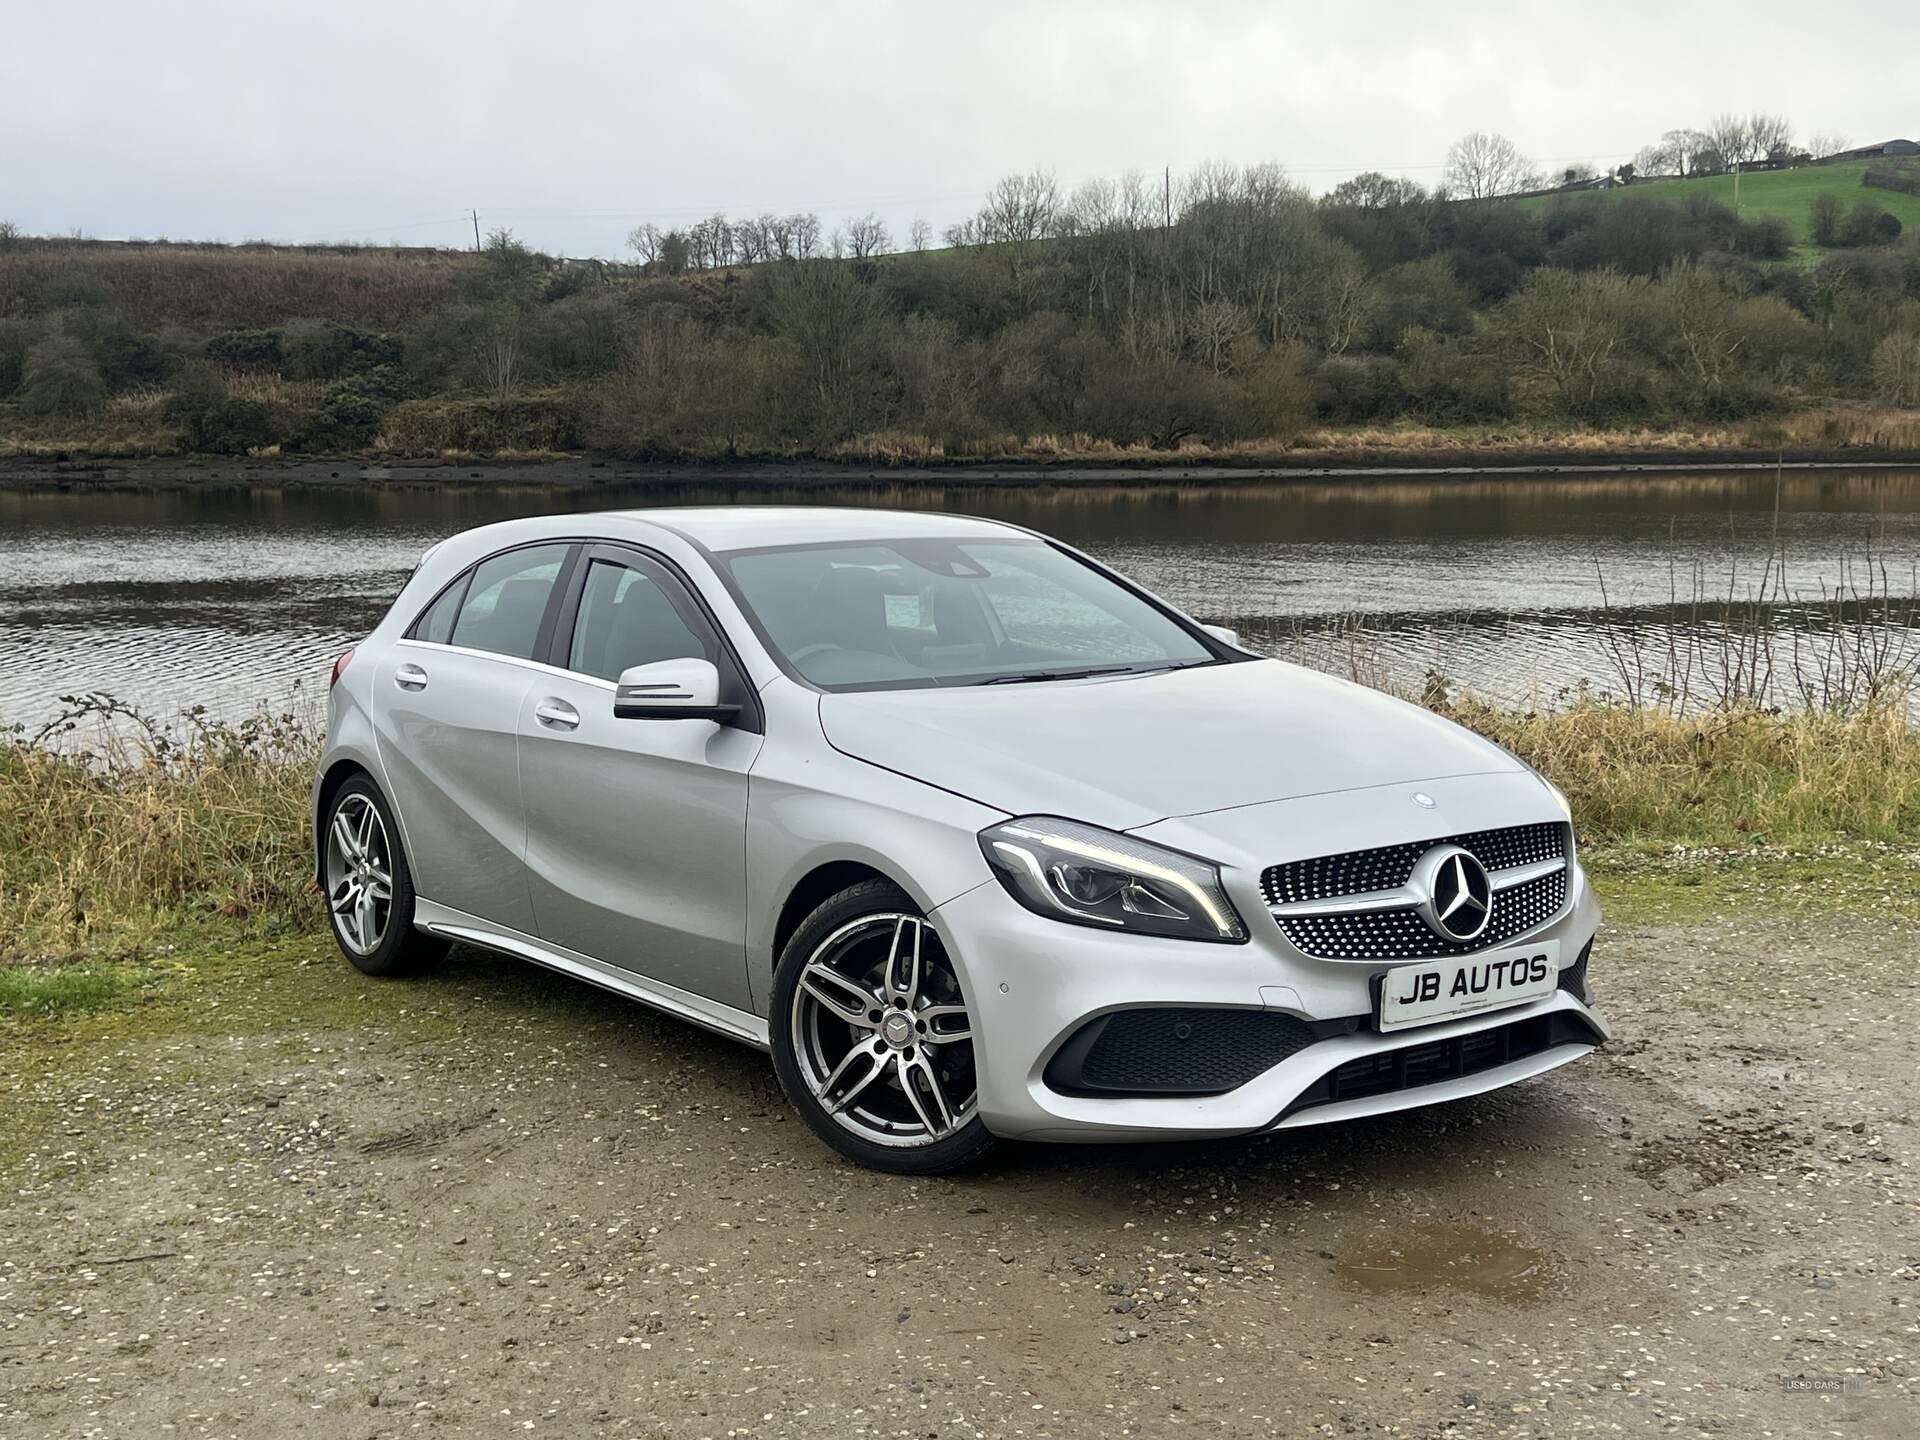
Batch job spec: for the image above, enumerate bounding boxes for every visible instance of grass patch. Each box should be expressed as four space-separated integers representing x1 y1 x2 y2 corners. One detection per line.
1587 840 1920 925
0 959 163 1017
1514 161 1920 253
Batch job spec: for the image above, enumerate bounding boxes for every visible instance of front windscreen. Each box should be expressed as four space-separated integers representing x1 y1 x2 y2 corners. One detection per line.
717 537 1218 691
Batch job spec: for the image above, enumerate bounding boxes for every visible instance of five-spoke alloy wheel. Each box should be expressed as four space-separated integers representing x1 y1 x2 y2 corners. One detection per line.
771 881 997 1173
320 775 446 977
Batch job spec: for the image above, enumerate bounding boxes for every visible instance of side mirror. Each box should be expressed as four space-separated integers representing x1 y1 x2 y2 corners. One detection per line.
1201 623 1241 648
613 658 739 723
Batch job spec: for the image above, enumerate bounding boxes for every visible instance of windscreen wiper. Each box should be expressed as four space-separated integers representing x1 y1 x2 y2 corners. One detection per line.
974 665 1142 686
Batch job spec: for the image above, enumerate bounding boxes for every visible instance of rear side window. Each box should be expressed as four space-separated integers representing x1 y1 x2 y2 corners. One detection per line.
445 544 571 660
411 573 469 645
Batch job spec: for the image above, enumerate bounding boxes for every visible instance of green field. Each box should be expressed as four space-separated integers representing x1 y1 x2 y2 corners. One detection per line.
1515 159 1920 250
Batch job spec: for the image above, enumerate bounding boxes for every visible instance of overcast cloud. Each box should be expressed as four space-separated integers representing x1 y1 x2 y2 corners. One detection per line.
4 0 1914 257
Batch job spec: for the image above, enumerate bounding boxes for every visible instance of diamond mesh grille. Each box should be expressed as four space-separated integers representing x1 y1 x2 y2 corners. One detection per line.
1261 822 1567 906
1261 823 1570 961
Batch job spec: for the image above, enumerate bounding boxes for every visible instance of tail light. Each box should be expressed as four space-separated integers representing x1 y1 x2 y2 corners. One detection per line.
330 649 355 689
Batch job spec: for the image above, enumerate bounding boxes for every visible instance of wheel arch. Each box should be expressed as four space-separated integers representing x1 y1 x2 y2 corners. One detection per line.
313 756 419 891
770 859 905 967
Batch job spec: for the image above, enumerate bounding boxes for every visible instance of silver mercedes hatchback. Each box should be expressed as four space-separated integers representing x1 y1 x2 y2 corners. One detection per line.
314 508 1608 1173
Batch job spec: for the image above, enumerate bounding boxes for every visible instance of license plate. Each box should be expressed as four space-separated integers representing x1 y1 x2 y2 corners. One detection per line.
1375 941 1561 1033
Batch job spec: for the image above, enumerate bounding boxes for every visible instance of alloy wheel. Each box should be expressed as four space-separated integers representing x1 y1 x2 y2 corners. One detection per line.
791 914 978 1148
324 793 394 956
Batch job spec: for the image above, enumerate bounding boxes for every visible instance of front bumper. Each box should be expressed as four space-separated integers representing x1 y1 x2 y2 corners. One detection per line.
931 859 1607 1144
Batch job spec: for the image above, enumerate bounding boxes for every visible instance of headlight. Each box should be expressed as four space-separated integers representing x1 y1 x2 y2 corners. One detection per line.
978 816 1247 943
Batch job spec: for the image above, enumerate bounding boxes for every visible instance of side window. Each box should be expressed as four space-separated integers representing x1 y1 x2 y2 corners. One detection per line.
567 557 711 682
410 572 469 644
447 544 572 660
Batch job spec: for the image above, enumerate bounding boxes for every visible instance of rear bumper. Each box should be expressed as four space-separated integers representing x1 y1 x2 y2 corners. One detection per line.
931 867 1607 1143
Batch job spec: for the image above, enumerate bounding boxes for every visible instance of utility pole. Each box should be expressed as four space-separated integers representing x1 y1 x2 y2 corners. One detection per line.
470 209 482 252
1163 166 1171 229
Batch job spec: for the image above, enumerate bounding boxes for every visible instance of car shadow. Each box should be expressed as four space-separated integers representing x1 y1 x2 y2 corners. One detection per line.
422 942 1600 1208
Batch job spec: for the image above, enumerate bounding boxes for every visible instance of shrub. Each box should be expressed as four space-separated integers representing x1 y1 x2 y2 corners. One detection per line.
204 328 283 366
1361 256 1474 349
1863 160 1920 199
1810 192 1844 247
1841 202 1903 249
1311 354 1410 422
22 335 106 415
164 364 279 454
291 365 407 452
1398 330 1512 423
0 319 33 396
374 391 584 454
1738 216 1794 261
279 318 403 379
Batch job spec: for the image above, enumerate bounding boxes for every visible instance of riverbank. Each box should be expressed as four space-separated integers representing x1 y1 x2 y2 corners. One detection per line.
9 448 1920 493
5 408 1920 489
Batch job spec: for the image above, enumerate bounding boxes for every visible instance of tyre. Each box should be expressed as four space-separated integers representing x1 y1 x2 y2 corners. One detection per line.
769 879 998 1174
320 775 448 977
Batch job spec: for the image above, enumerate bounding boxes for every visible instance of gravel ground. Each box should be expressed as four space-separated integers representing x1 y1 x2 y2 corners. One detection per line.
1 915 1914 1439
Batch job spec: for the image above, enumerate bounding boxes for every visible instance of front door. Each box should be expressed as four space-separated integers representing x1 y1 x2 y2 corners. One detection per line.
517 547 763 1010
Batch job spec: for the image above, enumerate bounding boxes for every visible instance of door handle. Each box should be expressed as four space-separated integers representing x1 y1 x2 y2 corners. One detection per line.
394 663 428 691
534 697 581 730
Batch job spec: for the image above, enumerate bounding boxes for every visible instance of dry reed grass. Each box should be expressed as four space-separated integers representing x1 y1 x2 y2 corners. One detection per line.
4 683 1915 968
1 700 316 962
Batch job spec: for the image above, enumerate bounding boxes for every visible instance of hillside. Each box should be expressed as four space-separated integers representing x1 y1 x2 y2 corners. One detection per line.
2 163 1918 467
1515 160 1920 251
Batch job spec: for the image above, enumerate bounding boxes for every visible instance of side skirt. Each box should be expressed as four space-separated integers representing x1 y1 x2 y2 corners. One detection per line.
413 899 771 1052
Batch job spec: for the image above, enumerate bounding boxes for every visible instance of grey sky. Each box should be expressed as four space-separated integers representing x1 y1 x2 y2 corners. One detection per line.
6 0 1914 258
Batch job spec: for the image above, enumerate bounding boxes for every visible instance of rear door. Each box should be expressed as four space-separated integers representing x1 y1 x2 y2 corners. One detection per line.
517 545 764 1010
375 541 576 935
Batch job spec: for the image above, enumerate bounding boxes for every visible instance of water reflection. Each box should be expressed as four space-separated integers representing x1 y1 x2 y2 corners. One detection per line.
3 469 1917 731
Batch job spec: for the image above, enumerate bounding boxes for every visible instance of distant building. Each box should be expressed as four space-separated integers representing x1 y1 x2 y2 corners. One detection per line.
1827 139 1920 162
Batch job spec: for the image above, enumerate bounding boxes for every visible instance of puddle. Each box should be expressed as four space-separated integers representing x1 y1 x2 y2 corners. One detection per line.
1335 1222 1555 1302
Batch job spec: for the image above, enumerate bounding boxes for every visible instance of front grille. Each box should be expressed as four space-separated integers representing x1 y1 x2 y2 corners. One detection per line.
1045 1008 1345 1097
1263 822 1570 961
1279 1011 1602 1119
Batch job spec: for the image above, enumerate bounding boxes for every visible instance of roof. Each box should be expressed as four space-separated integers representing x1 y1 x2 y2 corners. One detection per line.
611 506 1023 551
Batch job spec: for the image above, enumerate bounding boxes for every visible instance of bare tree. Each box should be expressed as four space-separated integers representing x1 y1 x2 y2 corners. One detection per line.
733 215 770 265
1444 132 1540 199
1322 172 1428 209
1747 113 1794 162
790 212 822 260
1807 131 1851 160
1706 113 1750 166
625 223 664 264
0 219 21 248
908 217 932 252
846 212 892 259
688 213 735 269
478 312 521 402
978 170 1060 244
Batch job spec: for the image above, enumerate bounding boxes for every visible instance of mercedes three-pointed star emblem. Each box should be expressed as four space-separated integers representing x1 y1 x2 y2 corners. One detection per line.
1412 844 1494 942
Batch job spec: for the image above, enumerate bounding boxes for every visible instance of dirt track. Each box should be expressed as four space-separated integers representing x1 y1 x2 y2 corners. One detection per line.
2 914 1914 1438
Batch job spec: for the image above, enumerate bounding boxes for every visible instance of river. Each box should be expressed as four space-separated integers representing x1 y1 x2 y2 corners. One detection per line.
4 467 1918 735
